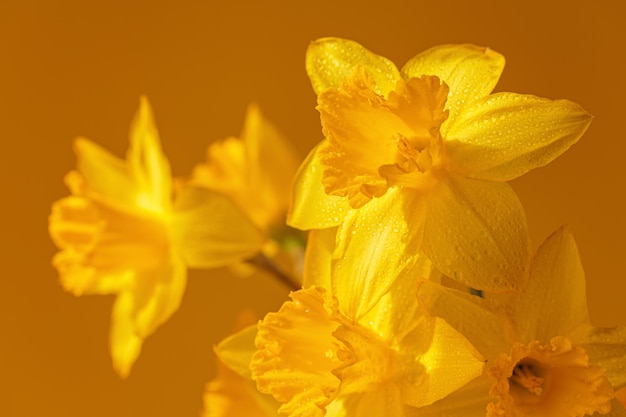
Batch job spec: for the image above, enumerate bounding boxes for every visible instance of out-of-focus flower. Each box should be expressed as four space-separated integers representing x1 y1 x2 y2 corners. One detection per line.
248 253 484 417
191 104 303 283
289 38 592 292
417 226 626 416
48 97 264 377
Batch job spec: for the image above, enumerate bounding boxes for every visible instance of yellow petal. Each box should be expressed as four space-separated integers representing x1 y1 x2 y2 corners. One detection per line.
110 291 143 379
306 37 400 96
215 324 259 380
400 317 485 408
513 226 590 342
408 376 492 417
331 188 426 320
171 186 264 268
287 142 351 230
302 228 336 289
127 96 172 212
73 139 136 205
417 279 511 361
569 324 626 390
444 93 592 181
401 44 505 130
421 174 530 291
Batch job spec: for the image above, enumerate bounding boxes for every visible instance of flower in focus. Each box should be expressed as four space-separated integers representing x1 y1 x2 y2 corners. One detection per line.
417 226 626 416
190 104 304 282
289 38 592 292
48 97 264 377
248 254 484 417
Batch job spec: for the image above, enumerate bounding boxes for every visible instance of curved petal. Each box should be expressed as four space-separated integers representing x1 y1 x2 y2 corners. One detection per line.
306 37 401 96
514 226 589 342
401 44 505 130
171 186 264 269
422 174 530 291
287 143 351 230
110 291 144 379
444 93 592 181
331 188 426 320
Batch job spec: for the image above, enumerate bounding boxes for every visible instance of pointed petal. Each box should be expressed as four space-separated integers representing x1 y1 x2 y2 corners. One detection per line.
513 226 590 342
287 143 351 230
110 291 143 378
401 317 485 407
302 228 336 289
417 279 511 361
215 324 259 379
331 188 425 320
422 174 530 291
445 93 592 181
569 324 626 390
171 186 264 269
127 96 172 212
401 44 505 130
306 37 401 96
243 104 301 225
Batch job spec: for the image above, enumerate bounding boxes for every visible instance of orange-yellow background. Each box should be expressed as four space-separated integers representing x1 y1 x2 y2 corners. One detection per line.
1 0 625 415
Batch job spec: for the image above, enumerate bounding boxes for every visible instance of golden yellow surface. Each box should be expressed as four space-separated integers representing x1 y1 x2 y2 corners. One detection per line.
1 1 624 416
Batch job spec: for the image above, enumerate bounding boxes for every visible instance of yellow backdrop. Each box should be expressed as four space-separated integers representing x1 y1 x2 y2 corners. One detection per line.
1 0 624 416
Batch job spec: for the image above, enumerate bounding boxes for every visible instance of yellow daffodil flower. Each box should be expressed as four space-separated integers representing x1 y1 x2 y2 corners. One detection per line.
48 97 264 377
417 226 626 416
249 253 484 417
190 104 303 283
289 38 592 292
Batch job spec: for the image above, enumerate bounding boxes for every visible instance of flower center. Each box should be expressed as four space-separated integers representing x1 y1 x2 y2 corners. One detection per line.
488 337 614 417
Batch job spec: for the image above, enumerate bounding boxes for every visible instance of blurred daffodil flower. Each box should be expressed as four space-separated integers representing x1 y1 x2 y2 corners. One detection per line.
191 104 304 285
417 226 626 416
289 38 592 292
48 97 264 377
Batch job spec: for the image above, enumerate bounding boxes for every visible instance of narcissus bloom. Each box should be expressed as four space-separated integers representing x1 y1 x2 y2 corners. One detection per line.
417 226 626 416
289 38 592 292
249 254 484 417
48 97 263 377
191 104 304 281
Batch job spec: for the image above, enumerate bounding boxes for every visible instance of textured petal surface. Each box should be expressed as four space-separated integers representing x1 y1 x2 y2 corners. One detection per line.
287 142 351 230
332 188 425 320
421 174 530 291
444 93 592 181
401 44 505 130
569 324 626 390
171 186 264 268
306 37 400 96
513 226 590 342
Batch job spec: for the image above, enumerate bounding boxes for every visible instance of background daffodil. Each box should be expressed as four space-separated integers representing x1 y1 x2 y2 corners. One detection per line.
417 226 626 416
48 97 264 377
190 104 304 284
289 38 592 292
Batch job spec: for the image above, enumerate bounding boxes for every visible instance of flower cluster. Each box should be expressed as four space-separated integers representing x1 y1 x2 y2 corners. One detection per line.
49 38 626 416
